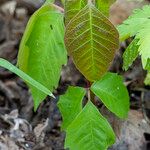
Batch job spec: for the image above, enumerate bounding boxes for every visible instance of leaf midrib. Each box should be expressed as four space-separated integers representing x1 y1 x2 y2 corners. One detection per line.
89 4 96 76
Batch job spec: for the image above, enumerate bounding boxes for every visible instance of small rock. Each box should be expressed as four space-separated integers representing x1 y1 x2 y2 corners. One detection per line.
0 1 17 16
15 8 27 20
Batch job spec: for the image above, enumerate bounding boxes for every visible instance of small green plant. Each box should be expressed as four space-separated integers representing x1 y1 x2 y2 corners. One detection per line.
0 0 130 149
118 4 150 85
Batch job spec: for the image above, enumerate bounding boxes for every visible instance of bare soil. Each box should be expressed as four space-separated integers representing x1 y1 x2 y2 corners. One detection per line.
0 0 150 150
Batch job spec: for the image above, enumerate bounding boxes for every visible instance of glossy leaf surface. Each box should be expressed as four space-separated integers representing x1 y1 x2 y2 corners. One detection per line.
65 0 116 25
65 101 115 150
65 4 119 81
95 0 116 16
57 86 86 130
17 3 67 109
91 72 129 118
123 39 139 71
0 58 54 98
65 0 87 25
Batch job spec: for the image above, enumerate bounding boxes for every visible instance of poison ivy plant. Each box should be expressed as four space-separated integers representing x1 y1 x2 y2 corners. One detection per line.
0 0 130 149
57 1 129 149
58 86 86 130
95 0 116 16
91 72 129 118
65 0 87 25
65 0 116 24
65 100 115 150
58 74 129 149
65 1 119 81
17 2 67 109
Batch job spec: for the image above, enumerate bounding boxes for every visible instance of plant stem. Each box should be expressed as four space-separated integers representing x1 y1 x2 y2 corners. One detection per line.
86 80 96 104
90 89 96 104
51 3 64 13
87 88 91 100
88 82 95 104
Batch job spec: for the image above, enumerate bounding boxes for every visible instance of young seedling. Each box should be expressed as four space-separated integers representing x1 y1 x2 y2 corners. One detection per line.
0 0 130 149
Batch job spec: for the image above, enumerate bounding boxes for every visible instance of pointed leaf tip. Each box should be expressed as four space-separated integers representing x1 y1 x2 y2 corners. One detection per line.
65 100 115 150
58 86 86 130
0 58 54 99
17 3 67 110
65 4 119 81
91 72 130 119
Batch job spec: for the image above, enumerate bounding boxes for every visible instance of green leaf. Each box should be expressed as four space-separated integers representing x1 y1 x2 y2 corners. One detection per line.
61 0 65 5
65 4 119 82
118 5 150 71
123 39 139 71
145 58 150 70
57 86 86 130
135 22 150 69
144 71 150 85
65 0 87 25
91 72 129 118
118 5 150 41
95 0 116 16
65 0 116 25
65 101 115 150
45 0 55 4
0 58 54 98
17 3 67 110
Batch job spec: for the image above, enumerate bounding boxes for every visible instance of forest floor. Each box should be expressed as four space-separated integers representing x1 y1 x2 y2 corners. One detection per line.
0 0 150 150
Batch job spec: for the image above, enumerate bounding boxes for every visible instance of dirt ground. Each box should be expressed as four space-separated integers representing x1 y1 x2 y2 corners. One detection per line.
0 0 150 150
